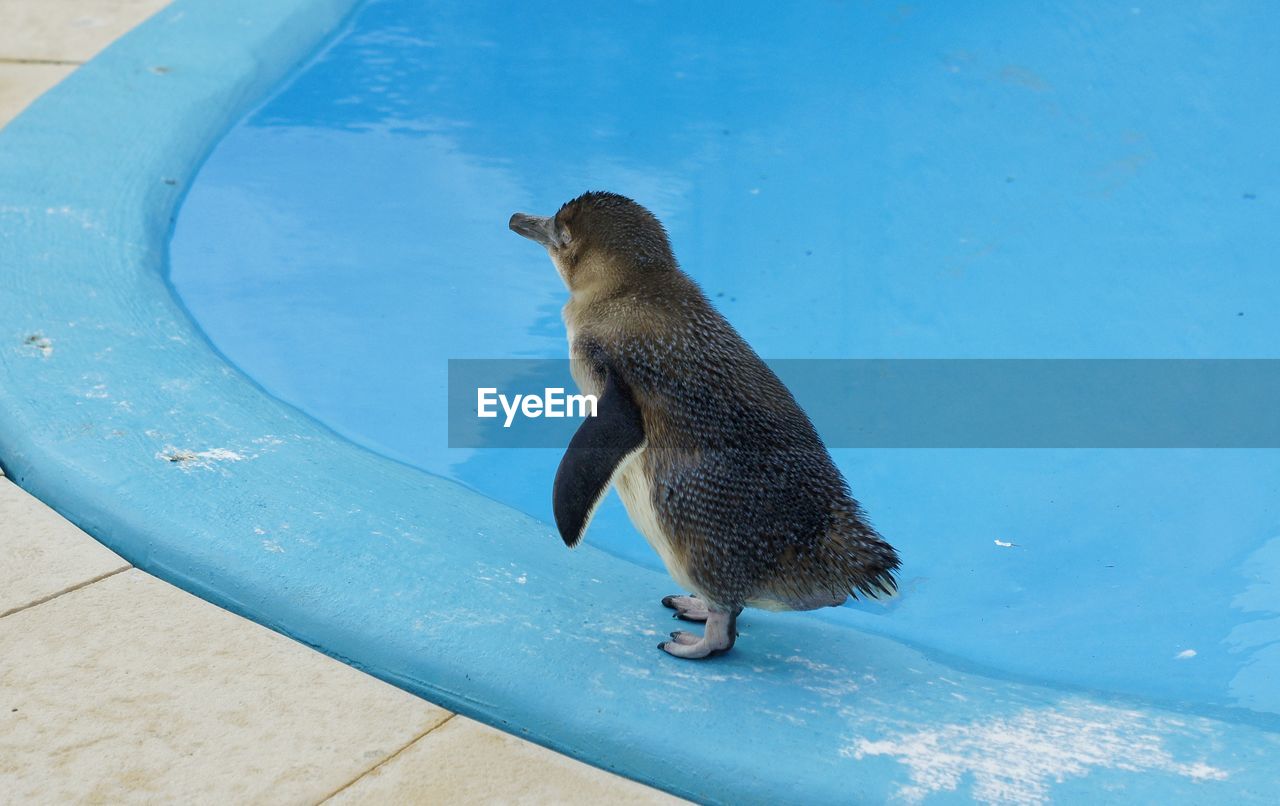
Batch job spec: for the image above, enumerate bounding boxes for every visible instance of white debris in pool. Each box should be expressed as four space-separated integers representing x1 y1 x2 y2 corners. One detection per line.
516 574 527 584
262 540 284 554
994 539 1016 548
157 445 246 471
22 334 53 357
1176 649 1197 659
846 702 1227 805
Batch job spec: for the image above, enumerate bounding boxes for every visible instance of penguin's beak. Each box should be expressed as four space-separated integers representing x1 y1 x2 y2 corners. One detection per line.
509 212 558 247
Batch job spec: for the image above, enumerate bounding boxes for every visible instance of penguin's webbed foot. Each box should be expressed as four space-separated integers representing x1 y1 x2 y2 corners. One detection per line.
661 594 710 622
657 608 740 660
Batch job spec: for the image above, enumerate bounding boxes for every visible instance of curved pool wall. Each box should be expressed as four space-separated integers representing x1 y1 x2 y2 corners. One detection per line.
1 1 1278 803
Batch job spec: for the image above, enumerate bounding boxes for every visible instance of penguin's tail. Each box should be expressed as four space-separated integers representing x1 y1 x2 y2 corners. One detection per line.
855 562 900 601
829 508 901 602
755 530 900 610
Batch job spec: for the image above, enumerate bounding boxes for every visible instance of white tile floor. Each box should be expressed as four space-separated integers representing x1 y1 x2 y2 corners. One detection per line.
0 3 681 801
0 566 451 804
0 0 170 63
0 477 127 618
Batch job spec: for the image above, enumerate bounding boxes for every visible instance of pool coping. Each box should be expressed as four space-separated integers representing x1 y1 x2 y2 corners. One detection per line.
2 1 1278 803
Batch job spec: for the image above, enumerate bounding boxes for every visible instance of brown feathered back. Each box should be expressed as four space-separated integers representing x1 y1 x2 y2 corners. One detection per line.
561 192 899 610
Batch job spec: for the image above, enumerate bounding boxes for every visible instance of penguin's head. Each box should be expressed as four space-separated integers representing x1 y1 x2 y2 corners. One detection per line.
509 191 674 293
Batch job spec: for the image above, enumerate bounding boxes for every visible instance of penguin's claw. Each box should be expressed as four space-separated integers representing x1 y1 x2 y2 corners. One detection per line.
656 609 740 660
658 634 723 659
661 594 710 622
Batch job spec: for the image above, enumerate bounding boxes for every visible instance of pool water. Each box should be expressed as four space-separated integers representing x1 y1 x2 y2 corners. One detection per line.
170 1 1280 723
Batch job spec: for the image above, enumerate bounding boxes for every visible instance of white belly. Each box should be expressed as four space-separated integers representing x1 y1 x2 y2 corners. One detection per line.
613 451 698 594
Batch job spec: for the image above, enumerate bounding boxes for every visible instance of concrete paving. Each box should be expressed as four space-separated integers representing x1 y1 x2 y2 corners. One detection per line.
327 717 677 806
0 476 128 618
0 0 171 63
0 567 453 804
0 2 681 802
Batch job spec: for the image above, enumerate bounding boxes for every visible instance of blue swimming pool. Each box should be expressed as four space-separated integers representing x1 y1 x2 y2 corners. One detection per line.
3 0 1278 802
172 0 1280 717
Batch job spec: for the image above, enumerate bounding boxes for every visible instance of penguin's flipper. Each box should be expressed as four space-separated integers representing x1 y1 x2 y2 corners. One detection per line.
553 369 645 548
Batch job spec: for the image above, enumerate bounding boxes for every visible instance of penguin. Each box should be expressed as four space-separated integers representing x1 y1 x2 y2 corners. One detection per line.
509 191 899 659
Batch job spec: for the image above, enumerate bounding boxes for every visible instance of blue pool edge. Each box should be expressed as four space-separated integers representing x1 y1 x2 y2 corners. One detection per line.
2 1 1279 803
